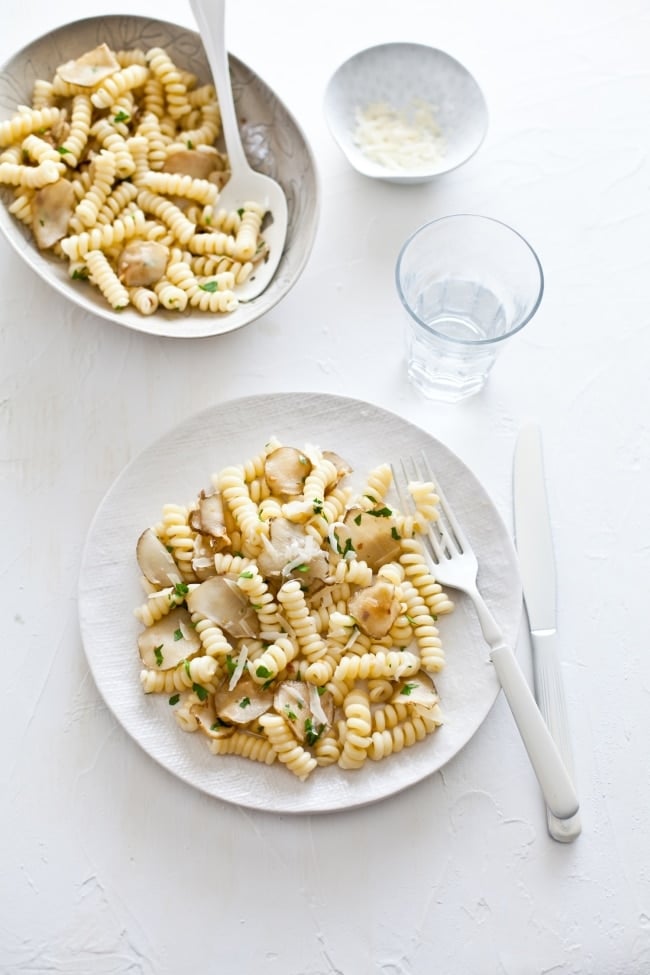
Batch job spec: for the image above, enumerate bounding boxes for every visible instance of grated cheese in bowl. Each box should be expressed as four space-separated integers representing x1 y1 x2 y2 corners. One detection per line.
353 98 446 173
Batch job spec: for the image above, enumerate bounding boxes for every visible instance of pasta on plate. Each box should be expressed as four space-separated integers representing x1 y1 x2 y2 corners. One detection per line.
133 439 455 782
0 42 268 316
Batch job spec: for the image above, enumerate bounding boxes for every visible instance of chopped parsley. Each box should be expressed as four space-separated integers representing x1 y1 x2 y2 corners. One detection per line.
400 682 419 697
71 267 89 280
304 718 325 746
113 110 130 123
312 498 324 515
199 280 219 293
168 693 180 706
153 644 164 667
192 683 208 702
237 207 245 217
340 537 355 557
56 146 71 155
239 696 251 709
239 569 254 579
225 655 237 677
172 581 189 599
173 628 183 641
256 665 272 679
367 506 393 518
391 526 402 540
332 530 354 556
353 513 362 526
284 707 297 721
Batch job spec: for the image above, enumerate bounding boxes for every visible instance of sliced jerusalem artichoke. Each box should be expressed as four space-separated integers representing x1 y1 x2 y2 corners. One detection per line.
136 527 182 587
264 446 311 499
32 179 75 249
188 490 230 546
257 518 329 588
273 680 334 744
391 672 440 708
342 505 402 570
163 146 224 180
213 675 273 725
56 43 120 86
193 700 236 739
322 450 352 479
191 534 218 581
117 240 168 288
348 579 401 639
138 606 201 670
186 575 259 639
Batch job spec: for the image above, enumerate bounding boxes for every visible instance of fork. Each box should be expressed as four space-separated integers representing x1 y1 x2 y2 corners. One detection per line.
394 455 579 821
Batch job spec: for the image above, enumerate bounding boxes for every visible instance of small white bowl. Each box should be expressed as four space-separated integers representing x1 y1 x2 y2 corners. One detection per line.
324 42 488 184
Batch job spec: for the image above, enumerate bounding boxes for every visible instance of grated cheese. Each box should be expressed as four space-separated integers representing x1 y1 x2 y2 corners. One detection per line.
228 642 249 691
353 98 446 172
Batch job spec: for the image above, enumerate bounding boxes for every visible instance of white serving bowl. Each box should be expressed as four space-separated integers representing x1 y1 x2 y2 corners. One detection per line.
0 15 319 339
324 42 488 184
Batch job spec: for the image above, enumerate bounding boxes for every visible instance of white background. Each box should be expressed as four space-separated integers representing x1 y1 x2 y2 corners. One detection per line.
1 0 649 972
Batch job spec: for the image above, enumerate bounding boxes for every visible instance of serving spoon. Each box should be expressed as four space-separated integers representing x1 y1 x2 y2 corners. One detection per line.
189 0 288 300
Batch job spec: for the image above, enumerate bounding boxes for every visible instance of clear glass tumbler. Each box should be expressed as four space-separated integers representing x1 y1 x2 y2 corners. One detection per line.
395 214 544 402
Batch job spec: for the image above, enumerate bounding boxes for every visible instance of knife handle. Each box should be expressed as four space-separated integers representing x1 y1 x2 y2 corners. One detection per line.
531 630 582 842
490 643 579 821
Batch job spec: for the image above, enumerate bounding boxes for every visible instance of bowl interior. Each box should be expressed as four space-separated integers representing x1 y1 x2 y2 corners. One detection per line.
0 15 319 338
324 42 488 183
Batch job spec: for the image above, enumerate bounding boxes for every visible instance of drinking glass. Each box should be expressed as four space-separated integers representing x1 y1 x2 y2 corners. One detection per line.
395 214 544 402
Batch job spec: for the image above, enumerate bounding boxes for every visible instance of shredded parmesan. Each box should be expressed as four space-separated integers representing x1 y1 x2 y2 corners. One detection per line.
309 684 329 727
353 98 446 172
228 642 249 690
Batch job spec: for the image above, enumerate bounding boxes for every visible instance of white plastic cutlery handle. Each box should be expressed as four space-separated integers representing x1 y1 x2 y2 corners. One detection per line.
531 630 582 841
490 643 580 821
189 0 248 173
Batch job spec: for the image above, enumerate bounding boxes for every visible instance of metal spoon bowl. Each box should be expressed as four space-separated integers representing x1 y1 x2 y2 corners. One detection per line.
190 0 289 300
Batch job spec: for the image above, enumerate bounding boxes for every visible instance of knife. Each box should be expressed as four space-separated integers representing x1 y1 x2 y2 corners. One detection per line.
513 423 582 842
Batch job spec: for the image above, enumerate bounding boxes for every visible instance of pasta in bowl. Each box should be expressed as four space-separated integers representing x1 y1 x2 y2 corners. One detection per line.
0 15 318 338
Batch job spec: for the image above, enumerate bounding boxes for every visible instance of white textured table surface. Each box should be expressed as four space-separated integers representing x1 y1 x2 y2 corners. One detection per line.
2 1 649 973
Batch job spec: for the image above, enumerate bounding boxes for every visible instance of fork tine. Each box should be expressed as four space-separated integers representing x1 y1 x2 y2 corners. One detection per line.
392 455 446 564
418 452 468 555
401 457 445 563
389 462 409 514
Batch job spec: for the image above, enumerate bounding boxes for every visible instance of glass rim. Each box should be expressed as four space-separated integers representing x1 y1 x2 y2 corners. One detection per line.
395 213 545 347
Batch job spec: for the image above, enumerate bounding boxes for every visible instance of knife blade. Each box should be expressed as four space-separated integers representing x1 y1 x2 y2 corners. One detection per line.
513 423 582 842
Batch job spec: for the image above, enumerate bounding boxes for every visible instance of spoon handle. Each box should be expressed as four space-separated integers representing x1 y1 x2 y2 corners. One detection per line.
189 0 249 172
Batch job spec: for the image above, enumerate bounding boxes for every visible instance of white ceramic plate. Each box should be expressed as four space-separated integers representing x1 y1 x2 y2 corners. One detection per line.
324 42 488 183
0 15 319 338
78 393 521 813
